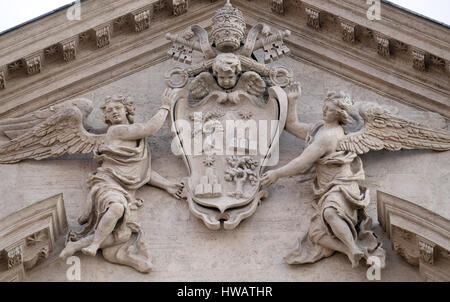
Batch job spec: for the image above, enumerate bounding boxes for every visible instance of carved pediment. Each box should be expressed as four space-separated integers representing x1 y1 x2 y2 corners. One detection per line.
0 0 448 119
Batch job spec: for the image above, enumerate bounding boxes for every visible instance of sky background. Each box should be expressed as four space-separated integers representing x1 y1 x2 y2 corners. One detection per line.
0 0 449 33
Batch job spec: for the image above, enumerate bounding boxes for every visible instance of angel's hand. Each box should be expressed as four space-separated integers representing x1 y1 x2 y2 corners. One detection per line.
287 82 301 101
166 181 185 199
161 88 179 109
261 170 279 187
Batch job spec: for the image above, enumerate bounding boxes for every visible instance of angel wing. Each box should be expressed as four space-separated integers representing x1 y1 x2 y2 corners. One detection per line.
337 103 450 154
235 71 266 97
0 98 105 163
189 72 220 100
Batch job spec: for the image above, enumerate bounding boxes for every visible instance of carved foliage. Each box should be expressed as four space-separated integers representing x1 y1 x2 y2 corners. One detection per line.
6 246 22 269
271 0 284 15
305 7 320 30
44 44 60 58
60 39 77 62
7 60 23 73
22 230 50 270
171 0 188 16
341 22 355 44
153 0 166 11
391 226 419 266
419 240 435 265
79 31 90 43
430 55 446 68
224 156 259 199
412 49 426 71
114 16 128 30
392 40 408 54
23 54 42 75
376 36 390 57
132 9 151 32
95 25 111 48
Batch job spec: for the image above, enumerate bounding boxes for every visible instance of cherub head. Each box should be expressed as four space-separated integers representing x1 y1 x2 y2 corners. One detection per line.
322 91 353 125
212 53 242 89
100 95 135 126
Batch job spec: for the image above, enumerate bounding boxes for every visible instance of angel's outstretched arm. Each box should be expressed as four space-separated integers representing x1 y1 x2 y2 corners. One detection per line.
261 133 331 186
276 137 328 177
110 89 181 140
284 83 311 140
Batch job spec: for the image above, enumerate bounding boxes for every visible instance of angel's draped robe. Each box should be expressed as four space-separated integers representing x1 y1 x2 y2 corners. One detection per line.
284 123 386 266
68 138 152 272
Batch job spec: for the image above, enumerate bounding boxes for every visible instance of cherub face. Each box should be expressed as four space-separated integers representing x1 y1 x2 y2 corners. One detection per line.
216 70 237 89
322 101 341 124
104 101 128 125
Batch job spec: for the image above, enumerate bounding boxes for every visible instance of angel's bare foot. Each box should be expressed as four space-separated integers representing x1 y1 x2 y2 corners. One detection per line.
59 241 80 260
81 243 100 256
348 249 364 268
166 181 184 199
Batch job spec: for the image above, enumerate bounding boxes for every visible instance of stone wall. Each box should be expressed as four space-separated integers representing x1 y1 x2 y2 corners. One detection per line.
1 55 448 281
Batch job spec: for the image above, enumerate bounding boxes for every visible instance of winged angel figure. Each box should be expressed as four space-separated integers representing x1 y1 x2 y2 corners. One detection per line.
188 53 266 105
0 90 184 273
262 83 450 268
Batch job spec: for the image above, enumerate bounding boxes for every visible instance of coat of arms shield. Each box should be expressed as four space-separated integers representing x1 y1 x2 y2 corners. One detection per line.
165 1 291 229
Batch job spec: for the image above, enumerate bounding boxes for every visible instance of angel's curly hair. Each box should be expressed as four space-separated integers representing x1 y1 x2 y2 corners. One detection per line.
100 95 135 125
324 91 354 125
212 53 242 75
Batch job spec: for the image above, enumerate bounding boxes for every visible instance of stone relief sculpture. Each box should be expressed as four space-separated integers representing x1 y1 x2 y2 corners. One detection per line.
164 1 292 229
0 0 448 279
261 83 450 268
0 92 184 273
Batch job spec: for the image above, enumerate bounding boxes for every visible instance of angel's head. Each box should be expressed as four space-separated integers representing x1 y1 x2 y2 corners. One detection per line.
323 91 353 125
212 53 242 89
101 96 135 126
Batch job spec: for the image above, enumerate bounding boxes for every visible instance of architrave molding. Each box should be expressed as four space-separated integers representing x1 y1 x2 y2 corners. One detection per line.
0 0 448 119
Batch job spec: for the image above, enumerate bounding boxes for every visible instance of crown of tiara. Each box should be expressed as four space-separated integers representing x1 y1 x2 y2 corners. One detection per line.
211 1 246 52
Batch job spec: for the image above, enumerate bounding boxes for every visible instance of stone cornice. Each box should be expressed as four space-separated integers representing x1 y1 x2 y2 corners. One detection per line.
377 191 450 281
0 0 216 118
301 0 450 59
0 0 155 64
0 0 448 119
238 0 449 117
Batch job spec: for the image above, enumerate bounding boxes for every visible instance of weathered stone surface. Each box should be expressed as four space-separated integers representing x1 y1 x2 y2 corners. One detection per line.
0 194 67 281
378 191 450 281
0 56 447 281
0 0 448 282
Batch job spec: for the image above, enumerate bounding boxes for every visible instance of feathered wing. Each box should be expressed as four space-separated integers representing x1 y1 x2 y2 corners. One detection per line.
189 72 219 100
337 103 450 154
0 99 104 163
236 71 266 97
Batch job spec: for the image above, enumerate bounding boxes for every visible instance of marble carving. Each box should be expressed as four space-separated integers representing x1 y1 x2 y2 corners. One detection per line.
377 191 450 281
0 194 67 281
261 85 450 268
0 93 184 273
165 0 291 229
0 0 449 276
